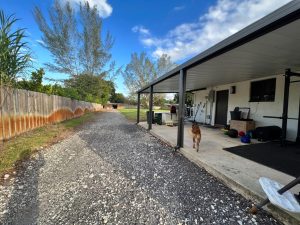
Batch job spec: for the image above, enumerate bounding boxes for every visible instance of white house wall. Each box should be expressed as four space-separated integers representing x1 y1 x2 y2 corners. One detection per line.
193 74 300 141
193 89 210 123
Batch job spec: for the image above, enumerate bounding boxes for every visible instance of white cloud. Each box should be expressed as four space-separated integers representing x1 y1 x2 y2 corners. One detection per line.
173 5 185 11
60 0 112 18
132 25 150 35
141 38 156 47
135 0 292 62
30 57 38 62
36 39 45 45
165 93 175 100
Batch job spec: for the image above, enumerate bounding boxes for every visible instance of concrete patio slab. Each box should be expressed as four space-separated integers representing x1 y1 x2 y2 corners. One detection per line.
139 122 300 225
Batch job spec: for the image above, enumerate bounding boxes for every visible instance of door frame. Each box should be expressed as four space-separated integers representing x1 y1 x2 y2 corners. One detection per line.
214 89 229 126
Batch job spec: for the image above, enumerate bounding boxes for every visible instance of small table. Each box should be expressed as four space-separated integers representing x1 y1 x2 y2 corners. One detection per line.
230 120 255 132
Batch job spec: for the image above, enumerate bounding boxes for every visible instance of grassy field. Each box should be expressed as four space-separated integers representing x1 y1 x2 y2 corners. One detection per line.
118 108 169 121
0 112 97 177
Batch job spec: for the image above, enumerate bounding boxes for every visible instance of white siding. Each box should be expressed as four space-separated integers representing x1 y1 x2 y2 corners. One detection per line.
193 75 300 141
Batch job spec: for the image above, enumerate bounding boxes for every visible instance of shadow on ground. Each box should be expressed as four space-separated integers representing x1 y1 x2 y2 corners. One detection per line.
1 152 45 225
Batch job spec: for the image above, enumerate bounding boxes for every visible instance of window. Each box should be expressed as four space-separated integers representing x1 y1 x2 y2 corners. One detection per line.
250 78 276 102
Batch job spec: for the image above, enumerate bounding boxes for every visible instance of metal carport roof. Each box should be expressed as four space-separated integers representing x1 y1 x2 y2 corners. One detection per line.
138 0 300 94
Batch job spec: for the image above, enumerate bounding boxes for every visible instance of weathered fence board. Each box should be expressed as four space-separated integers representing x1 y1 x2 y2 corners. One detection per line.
0 86 102 141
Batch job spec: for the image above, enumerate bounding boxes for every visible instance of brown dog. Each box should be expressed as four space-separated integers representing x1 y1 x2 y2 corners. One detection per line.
191 123 201 152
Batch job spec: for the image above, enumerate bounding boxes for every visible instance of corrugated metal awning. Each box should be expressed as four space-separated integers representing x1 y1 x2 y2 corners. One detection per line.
139 0 300 93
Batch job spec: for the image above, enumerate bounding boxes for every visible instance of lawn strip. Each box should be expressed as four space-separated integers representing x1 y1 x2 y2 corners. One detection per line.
0 112 98 177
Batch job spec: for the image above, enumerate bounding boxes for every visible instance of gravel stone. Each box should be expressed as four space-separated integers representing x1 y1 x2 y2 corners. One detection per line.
0 112 283 225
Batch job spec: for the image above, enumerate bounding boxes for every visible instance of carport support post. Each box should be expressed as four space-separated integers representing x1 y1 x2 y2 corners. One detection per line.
177 69 186 148
148 85 153 130
137 92 140 124
281 69 291 146
297 97 300 144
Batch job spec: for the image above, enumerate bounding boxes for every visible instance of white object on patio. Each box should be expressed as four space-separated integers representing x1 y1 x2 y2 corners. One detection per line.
161 112 178 125
259 177 300 213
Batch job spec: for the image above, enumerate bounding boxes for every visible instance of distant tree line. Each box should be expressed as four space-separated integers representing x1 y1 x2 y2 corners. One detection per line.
16 68 125 104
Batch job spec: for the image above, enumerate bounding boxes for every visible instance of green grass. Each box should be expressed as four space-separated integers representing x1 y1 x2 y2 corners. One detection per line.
62 112 94 128
0 112 97 176
118 108 168 121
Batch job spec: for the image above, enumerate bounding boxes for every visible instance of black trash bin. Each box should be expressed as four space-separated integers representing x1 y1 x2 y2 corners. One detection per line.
146 111 155 124
155 113 163 125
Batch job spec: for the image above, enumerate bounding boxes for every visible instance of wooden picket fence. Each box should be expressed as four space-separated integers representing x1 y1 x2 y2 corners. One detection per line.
0 86 103 141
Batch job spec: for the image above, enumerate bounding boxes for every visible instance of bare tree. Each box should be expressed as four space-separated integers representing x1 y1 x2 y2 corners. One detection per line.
122 52 176 107
34 0 113 77
156 54 176 77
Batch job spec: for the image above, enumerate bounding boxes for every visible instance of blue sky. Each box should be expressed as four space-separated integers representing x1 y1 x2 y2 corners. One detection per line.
0 0 291 95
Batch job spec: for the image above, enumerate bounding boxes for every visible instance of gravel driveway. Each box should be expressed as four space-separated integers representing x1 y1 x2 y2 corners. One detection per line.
0 112 282 225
